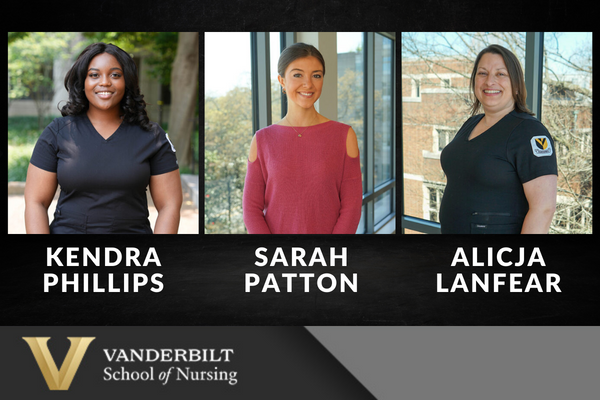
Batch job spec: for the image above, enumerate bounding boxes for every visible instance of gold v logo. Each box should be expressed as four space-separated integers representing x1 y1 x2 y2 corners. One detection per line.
23 337 95 390
535 137 548 149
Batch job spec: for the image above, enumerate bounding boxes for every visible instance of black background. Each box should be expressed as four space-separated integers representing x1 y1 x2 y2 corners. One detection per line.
5 1 596 325
3 2 597 398
4 234 598 326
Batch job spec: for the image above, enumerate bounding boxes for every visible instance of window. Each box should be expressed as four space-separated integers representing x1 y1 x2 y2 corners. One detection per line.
425 183 445 223
541 32 593 234
204 32 253 234
434 127 456 152
338 32 396 233
402 78 421 102
372 33 395 232
337 32 365 191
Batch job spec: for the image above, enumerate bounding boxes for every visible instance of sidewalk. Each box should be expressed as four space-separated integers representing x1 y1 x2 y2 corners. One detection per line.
7 174 199 234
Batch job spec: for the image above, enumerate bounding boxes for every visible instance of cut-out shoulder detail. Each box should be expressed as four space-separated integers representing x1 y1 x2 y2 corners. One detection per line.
346 127 359 158
243 120 362 234
248 134 258 162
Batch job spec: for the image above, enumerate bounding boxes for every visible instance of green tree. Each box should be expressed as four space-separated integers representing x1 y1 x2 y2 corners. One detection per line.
204 86 253 233
82 32 178 85
8 32 79 129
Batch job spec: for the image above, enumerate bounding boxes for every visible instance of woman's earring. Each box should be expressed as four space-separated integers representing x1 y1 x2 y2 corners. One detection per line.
282 87 286 94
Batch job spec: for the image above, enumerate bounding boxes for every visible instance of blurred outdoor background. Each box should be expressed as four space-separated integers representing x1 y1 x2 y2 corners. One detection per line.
402 32 592 234
8 32 199 234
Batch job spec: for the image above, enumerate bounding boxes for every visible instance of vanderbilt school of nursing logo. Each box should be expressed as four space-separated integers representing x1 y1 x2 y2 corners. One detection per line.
22 337 95 390
530 135 553 157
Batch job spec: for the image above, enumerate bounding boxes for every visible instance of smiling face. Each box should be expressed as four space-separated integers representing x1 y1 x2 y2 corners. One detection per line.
278 56 324 111
474 52 515 115
84 52 125 115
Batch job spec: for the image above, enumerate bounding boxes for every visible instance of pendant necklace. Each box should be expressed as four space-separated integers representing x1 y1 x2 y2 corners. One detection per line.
284 116 314 138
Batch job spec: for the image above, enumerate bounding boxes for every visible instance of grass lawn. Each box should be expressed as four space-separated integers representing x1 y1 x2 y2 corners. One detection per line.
8 116 56 182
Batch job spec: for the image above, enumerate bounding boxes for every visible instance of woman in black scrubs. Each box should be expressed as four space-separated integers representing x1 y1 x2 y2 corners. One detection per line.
440 44 557 234
25 42 182 234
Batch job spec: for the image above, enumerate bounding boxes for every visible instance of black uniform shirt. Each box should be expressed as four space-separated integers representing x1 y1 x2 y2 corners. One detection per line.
440 110 557 234
30 114 178 229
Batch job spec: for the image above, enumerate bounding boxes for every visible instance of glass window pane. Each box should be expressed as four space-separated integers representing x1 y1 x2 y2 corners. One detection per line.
204 33 253 233
374 34 393 186
541 32 592 233
356 205 366 234
337 32 365 193
374 189 392 225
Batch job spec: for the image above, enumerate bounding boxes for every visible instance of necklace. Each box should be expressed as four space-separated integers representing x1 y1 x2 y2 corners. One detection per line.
284 116 315 138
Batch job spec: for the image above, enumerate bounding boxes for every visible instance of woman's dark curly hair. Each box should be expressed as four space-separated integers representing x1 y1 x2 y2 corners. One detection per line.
60 42 152 131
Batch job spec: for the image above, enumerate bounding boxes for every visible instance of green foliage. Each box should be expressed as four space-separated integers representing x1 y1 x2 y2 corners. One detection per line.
82 32 178 85
8 32 29 44
8 145 34 182
338 68 366 181
338 68 364 137
8 32 76 101
9 32 85 130
8 116 53 145
8 116 54 182
204 86 253 233
9 32 179 105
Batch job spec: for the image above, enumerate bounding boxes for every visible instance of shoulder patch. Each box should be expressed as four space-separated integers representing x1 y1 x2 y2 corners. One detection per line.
530 136 553 157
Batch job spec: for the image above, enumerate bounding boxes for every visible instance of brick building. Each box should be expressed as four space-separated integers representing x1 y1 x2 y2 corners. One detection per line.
402 57 472 226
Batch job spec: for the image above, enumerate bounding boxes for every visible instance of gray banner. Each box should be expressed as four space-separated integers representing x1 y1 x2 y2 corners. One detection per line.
307 326 600 400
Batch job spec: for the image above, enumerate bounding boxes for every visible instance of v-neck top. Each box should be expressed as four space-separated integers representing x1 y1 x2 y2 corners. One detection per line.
242 121 362 234
439 110 557 234
30 114 179 232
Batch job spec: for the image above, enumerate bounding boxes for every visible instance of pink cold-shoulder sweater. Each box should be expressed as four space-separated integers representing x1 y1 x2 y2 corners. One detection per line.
243 120 362 234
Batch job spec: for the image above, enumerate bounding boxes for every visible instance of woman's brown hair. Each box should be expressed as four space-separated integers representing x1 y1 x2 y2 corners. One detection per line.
469 44 534 117
277 42 326 77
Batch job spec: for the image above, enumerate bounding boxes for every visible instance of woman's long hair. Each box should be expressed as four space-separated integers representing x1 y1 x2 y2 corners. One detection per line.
469 44 534 117
61 42 152 131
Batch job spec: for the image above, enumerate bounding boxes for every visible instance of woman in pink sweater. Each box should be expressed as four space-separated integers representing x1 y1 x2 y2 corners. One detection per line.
243 43 362 234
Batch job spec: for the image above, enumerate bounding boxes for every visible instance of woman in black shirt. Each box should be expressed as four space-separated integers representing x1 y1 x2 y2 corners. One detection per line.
25 42 182 234
440 44 557 234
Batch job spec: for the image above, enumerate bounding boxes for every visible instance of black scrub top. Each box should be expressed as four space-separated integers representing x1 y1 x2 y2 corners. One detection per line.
30 114 179 233
440 110 557 234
